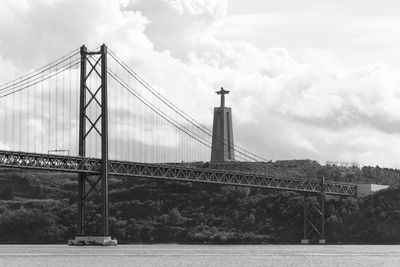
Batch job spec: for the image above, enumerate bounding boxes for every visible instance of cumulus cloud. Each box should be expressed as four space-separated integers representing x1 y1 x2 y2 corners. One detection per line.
1 0 400 167
127 0 227 59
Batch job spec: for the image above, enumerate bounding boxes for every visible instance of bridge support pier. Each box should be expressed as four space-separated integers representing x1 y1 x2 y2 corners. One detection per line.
301 177 326 244
68 236 117 246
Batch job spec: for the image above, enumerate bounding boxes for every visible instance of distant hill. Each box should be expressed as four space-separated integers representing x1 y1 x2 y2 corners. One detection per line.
0 160 399 244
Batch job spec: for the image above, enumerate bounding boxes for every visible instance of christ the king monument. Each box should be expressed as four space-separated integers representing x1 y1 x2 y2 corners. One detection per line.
211 87 235 162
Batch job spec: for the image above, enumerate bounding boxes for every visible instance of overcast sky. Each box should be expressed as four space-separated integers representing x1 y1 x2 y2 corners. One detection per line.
2 0 400 167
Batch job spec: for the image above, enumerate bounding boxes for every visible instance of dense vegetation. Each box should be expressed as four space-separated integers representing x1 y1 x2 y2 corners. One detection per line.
0 160 400 244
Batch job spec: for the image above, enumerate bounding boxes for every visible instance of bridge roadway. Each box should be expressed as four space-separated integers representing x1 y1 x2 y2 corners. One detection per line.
0 150 356 197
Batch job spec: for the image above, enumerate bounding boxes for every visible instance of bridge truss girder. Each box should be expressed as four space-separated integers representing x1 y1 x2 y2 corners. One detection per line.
0 150 357 197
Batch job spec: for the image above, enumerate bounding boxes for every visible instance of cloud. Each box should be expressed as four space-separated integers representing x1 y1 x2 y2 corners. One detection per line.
127 0 227 59
0 0 151 70
1 0 400 167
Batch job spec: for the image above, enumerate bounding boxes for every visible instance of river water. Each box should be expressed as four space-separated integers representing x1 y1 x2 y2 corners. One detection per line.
0 244 399 266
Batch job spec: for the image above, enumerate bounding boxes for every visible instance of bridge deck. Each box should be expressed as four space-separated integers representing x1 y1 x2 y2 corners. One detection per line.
0 150 356 196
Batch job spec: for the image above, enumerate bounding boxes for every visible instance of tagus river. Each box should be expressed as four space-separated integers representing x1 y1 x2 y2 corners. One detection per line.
0 244 399 266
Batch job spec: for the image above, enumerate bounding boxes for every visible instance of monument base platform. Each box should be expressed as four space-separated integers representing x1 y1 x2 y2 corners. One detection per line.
68 236 117 246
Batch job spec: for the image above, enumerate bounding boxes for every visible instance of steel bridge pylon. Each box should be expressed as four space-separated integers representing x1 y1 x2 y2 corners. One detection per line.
68 44 116 246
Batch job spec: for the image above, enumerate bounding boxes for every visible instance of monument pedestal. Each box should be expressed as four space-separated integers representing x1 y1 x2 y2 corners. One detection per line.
211 106 234 162
68 236 117 246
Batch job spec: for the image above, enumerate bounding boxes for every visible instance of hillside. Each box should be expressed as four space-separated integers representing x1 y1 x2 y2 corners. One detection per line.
0 160 399 244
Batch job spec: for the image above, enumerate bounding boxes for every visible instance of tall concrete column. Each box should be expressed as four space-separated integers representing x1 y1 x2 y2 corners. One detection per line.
211 87 235 162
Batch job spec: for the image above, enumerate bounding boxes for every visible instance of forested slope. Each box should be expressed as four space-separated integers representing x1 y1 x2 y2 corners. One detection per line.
0 160 399 244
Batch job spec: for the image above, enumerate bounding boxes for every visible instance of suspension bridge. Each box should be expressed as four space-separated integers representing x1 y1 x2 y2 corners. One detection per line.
0 44 357 245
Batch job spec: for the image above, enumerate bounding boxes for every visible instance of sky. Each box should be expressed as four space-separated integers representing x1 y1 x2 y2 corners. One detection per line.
1 0 400 167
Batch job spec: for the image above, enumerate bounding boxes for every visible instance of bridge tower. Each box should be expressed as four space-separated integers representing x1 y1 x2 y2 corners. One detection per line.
211 87 235 162
68 44 117 246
